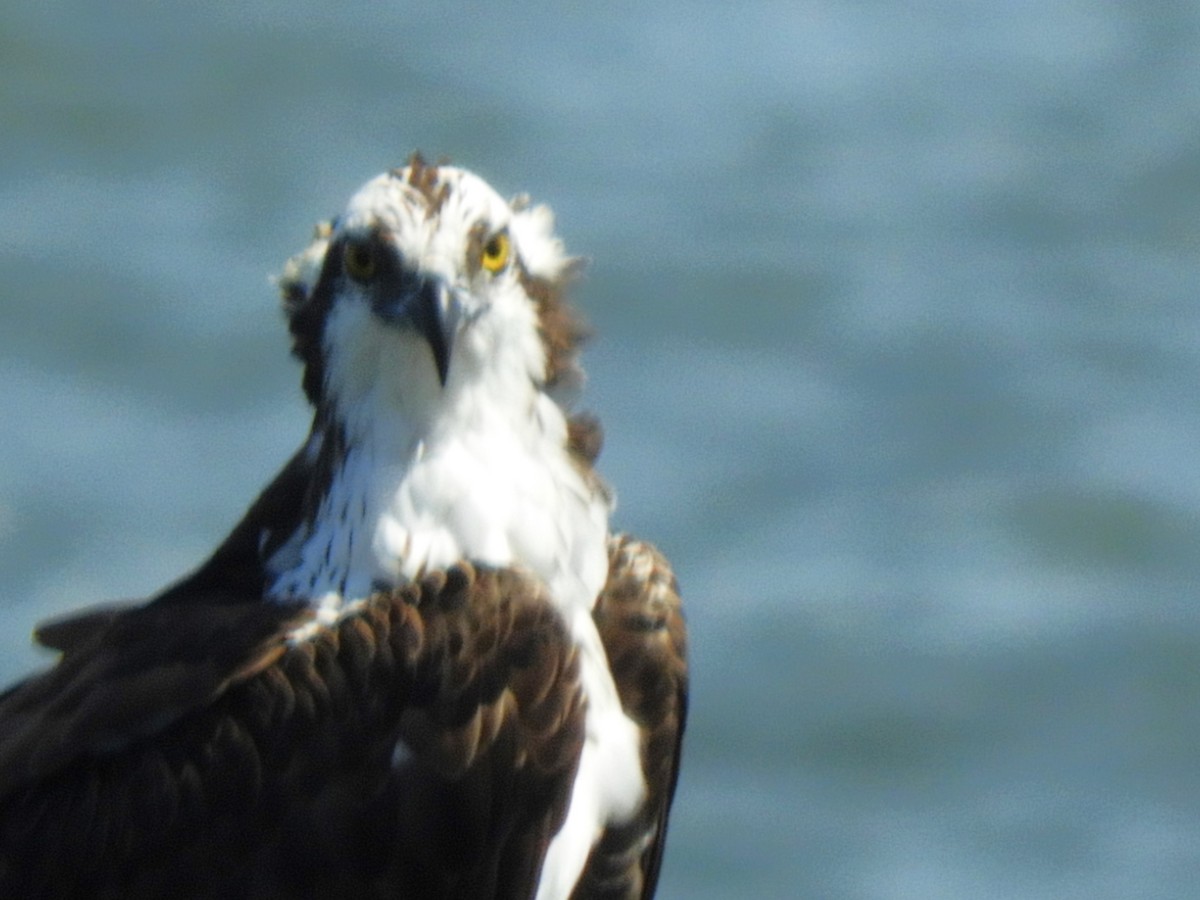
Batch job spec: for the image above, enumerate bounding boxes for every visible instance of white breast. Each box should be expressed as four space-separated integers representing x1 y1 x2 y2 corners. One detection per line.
269 398 607 612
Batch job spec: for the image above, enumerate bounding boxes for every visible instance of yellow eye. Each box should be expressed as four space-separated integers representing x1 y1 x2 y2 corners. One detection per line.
480 230 511 273
343 239 377 282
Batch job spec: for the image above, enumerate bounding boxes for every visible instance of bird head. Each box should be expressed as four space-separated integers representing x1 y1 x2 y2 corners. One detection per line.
280 156 588 436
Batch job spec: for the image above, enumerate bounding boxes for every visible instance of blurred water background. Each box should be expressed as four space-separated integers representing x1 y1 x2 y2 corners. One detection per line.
3 2 1200 897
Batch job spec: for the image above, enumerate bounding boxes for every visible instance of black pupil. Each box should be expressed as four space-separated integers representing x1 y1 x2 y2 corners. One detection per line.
348 243 372 275
485 238 501 258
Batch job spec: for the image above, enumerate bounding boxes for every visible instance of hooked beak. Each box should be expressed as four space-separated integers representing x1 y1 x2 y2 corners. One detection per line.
372 273 454 386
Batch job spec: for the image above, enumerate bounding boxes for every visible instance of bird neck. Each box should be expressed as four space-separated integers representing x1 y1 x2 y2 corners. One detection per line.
267 371 611 626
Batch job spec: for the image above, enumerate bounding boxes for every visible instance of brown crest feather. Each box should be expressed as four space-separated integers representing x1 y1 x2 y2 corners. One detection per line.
400 151 452 219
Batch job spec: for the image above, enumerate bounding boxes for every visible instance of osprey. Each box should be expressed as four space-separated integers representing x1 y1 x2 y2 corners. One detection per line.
0 157 687 899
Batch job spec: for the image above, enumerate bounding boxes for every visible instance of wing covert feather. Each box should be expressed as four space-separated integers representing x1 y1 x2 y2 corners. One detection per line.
0 564 586 899
576 534 689 900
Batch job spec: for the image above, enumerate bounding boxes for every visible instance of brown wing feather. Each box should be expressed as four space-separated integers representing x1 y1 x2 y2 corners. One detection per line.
0 564 586 900
575 535 689 900
0 599 312 798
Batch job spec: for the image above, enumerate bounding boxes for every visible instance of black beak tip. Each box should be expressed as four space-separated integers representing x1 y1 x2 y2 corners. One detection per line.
430 335 450 387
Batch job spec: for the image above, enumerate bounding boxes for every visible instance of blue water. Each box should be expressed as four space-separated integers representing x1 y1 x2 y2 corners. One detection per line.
3 2 1200 896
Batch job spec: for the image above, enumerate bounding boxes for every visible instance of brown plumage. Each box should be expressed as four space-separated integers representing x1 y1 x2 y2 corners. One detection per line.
574 537 688 900
0 539 685 899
